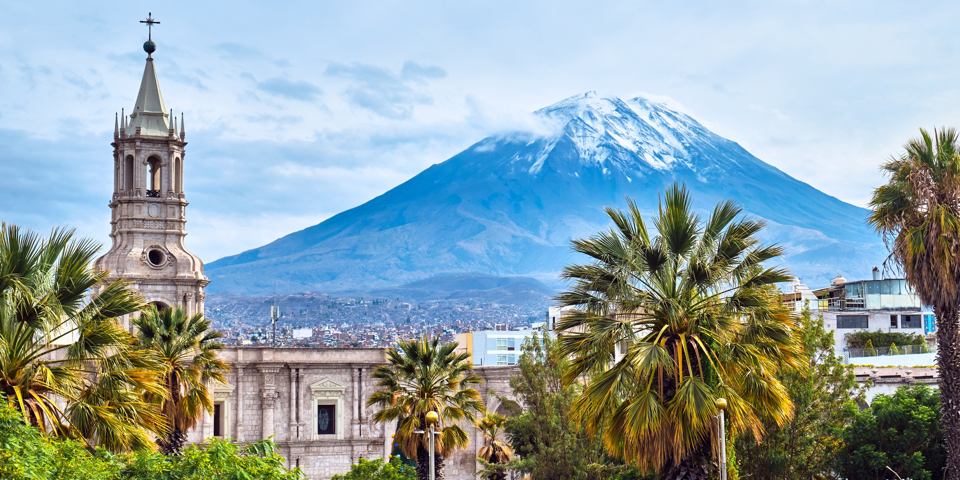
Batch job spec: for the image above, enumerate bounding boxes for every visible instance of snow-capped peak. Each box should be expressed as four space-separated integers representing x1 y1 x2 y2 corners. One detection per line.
521 92 717 176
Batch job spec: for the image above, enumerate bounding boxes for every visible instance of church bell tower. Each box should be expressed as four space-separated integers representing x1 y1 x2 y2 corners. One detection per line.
94 13 208 318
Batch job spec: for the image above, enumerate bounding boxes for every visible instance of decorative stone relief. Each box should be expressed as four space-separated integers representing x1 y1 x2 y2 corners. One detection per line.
148 203 160 217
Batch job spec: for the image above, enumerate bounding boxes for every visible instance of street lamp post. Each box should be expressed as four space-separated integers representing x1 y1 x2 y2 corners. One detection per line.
415 410 440 480
716 398 728 480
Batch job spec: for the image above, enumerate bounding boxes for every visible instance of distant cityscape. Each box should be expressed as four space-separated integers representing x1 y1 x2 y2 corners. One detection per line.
206 292 551 348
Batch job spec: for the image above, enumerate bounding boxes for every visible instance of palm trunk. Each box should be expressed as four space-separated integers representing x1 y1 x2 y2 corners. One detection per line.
435 455 445 480
659 440 715 480
937 302 960 480
415 448 444 480
156 426 186 455
417 448 429 480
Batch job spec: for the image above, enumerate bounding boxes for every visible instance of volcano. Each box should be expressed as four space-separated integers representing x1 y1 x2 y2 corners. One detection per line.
206 92 884 295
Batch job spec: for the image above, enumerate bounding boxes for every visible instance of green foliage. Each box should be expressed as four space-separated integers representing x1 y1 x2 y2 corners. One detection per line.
331 457 416 480
505 332 651 480
864 339 877 357
554 185 800 477
133 306 229 454
368 335 484 480
845 330 924 349
889 343 900 355
0 224 166 452
736 309 866 480
835 384 945 480
0 397 122 479
0 398 304 479
120 438 304 479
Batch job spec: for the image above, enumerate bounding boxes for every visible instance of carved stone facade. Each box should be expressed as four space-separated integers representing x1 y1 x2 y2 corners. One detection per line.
185 347 519 480
93 48 207 325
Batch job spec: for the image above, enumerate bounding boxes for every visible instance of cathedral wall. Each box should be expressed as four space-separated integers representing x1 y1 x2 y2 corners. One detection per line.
186 347 521 480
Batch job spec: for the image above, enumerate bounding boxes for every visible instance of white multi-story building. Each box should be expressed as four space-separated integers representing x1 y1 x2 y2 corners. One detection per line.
455 324 552 366
783 269 934 359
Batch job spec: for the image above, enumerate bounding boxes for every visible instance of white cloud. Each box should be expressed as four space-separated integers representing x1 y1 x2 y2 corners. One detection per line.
1 0 956 261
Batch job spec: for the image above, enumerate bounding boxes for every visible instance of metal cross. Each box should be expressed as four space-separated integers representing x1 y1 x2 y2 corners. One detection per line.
140 12 160 41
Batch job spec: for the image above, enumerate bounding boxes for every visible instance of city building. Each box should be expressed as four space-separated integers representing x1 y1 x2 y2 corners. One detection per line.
783 268 934 359
456 329 528 366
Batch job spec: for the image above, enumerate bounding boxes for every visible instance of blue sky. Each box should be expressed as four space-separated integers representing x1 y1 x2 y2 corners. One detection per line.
2 1 959 262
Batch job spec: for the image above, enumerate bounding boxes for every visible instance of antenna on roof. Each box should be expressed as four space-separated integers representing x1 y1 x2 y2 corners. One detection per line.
271 282 279 347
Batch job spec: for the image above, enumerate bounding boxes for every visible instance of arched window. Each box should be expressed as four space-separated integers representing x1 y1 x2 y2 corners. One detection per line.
174 157 181 193
146 157 161 197
124 155 134 191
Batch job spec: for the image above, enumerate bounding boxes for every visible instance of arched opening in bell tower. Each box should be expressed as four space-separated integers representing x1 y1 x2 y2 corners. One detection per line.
150 301 170 312
124 155 134 191
146 157 162 197
174 157 181 193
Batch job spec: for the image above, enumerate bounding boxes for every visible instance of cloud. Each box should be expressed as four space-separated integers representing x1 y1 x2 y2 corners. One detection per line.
400 61 446 83
255 77 322 101
325 61 444 120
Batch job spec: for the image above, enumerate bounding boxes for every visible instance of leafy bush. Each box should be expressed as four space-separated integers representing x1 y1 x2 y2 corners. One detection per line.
846 331 924 349
835 384 945 480
120 438 304 479
0 397 304 479
331 457 416 480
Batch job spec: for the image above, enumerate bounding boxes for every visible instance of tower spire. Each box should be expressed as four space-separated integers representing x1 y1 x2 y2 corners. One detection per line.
125 16 168 137
114 112 119 137
140 13 159 57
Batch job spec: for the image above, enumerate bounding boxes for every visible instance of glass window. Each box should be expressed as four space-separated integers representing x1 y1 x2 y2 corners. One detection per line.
497 355 508 366
901 315 921 329
508 354 516 365
880 280 893 295
837 315 868 329
496 338 507 350
867 281 880 295
507 338 516 350
317 404 336 435
890 315 898 328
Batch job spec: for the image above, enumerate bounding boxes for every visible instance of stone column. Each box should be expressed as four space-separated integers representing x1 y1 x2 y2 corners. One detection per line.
235 365 245 442
259 364 283 440
288 366 299 440
201 378 213 440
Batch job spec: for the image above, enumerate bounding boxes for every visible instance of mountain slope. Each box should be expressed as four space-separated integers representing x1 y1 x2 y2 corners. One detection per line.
207 92 884 294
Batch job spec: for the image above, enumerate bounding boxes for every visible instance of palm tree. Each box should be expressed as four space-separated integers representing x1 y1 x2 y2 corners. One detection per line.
476 412 513 480
0 223 168 452
869 127 960 480
368 335 485 480
133 306 228 454
556 184 802 479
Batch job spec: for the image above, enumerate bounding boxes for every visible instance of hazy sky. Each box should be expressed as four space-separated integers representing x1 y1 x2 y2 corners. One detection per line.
2 1 958 262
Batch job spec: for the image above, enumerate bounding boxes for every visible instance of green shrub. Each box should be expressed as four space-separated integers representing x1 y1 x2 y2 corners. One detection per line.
835 385 944 480
890 343 900 355
331 456 416 480
864 339 877 357
0 397 304 479
846 331 924 349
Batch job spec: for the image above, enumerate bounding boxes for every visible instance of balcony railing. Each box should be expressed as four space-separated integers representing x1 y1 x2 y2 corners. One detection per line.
843 343 932 362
